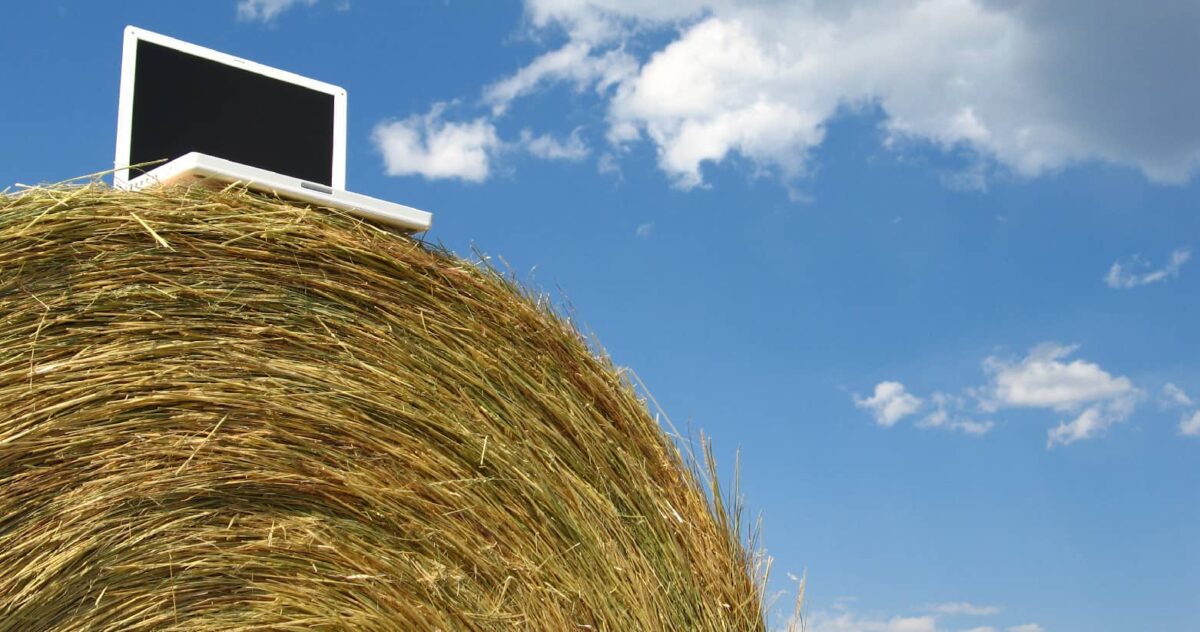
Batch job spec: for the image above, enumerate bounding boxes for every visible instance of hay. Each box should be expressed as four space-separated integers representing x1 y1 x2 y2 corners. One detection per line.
0 183 767 630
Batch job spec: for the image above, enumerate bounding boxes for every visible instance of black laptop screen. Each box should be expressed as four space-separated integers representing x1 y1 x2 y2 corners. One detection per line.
130 40 335 185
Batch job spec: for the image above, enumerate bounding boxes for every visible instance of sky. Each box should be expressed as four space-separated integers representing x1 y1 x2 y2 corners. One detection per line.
2 1 1198 630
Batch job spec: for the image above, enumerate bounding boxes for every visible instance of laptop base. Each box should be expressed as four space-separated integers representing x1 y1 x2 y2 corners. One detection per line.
123 152 431 232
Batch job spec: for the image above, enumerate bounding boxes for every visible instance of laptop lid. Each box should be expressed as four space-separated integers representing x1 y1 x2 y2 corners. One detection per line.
114 26 346 189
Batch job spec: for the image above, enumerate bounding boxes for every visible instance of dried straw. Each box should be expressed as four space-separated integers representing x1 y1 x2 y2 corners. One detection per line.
0 183 767 630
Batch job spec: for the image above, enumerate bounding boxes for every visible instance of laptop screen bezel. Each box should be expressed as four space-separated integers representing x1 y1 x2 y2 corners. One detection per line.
114 26 347 190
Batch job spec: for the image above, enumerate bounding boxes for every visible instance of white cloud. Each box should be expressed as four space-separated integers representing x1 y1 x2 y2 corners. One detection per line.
918 393 994 436
1045 406 1109 448
858 343 1142 447
1162 383 1193 408
786 599 1039 632
1160 384 1200 437
855 382 923 427
608 17 826 188
635 222 654 238
504 0 1200 188
597 152 622 178
1180 411 1200 437
1105 247 1192 289
372 104 500 182
928 602 1000 617
983 343 1139 447
373 104 604 182
236 0 317 23
985 343 1134 411
519 128 590 161
805 612 939 632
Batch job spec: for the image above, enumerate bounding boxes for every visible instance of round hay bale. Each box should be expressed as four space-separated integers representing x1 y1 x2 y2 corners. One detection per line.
0 184 766 630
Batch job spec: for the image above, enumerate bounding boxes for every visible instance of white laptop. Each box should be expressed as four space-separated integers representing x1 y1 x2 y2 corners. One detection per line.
114 26 431 232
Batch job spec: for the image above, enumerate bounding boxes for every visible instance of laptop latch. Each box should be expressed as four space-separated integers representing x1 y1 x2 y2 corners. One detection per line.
301 181 334 194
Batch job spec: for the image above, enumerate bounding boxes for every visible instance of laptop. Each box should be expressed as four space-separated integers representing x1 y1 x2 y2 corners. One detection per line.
114 26 431 232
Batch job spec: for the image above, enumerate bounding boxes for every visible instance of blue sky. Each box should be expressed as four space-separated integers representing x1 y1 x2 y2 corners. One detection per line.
3 2 1199 630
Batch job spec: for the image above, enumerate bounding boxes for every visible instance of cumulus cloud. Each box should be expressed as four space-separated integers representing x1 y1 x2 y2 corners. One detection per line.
236 0 317 23
856 343 1142 447
500 0 1200 188
607 17 828 187
984 343 1134 410
983 343 1139 447
1105 247 1192 289
1007 625 1045 632
855 382 923 427
373 105 501 182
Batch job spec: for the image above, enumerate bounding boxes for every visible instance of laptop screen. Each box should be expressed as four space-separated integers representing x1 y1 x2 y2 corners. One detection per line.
130 39 335 186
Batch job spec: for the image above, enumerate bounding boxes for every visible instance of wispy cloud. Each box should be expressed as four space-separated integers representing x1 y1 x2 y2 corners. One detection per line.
1105 247 1191 289
804 611 938 632
1180 411 1200 437
928 602 1001 616
597 152 622 179
1156 384 1200 437
1161 383 1193 408
483 42 636 117
916 393 994 436
236 0 318 23
635 222 654 238
854 387 992 436
786 600 1037 632
519 128 590 161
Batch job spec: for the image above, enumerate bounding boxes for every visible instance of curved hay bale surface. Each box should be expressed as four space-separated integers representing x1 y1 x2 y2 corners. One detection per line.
0 184 765 631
